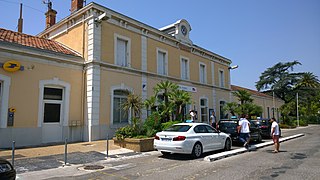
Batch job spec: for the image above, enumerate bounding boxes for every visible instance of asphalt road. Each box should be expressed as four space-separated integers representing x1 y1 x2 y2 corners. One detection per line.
45 125 319 180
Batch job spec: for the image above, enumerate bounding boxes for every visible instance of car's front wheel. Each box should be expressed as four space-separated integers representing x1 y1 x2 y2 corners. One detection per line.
224 138 232 151
191 142 202 158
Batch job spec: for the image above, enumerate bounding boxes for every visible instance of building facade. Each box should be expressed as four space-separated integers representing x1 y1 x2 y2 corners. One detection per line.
37 2 234 143
0 1 283 148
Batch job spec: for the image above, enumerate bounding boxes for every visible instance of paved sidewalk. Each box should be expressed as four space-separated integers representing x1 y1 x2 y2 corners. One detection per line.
0 139 136 174
0 140 123 160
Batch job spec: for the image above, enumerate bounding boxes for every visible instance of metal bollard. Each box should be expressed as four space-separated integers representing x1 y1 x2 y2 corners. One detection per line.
64 138 68 166
12 141 15 167
106 134 109 158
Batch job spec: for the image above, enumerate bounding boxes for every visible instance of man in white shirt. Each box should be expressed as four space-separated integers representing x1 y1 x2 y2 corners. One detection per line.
238 114 250 148
270 117 280 153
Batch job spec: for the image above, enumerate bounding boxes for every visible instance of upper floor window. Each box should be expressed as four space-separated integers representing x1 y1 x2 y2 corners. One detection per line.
180 57 189 80
219 70 225 87
115 34 131 67
199 63 207 84
157 49 168 75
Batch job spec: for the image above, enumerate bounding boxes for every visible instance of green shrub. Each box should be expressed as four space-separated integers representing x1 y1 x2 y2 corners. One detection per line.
142 112 162 137
115 125 135 140
161 120 182 130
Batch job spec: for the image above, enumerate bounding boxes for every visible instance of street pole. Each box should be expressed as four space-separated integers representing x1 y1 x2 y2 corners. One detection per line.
272 91 275 118
297 93 299 127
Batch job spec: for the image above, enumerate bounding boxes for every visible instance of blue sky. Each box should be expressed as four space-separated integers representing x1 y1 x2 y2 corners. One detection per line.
1 0 319 90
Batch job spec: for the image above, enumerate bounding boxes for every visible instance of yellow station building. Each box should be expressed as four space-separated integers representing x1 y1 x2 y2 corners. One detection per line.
0 1 283 148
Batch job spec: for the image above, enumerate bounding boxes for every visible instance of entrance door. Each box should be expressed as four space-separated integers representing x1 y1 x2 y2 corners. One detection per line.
42 87 63 143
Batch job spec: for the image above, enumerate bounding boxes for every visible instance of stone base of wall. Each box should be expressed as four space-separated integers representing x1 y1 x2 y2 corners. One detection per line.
113 137 154 152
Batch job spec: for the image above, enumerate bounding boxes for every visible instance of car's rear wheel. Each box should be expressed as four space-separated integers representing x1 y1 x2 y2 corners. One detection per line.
191 142 202 158
224 138 232 151
160 151 171 156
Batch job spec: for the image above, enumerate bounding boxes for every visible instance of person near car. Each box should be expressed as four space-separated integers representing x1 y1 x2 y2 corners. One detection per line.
210 111 218 130
238 114 251 148
189 110 197 122
270 117 280 153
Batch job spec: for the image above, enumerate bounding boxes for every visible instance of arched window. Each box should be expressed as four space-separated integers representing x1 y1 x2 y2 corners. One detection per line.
113 90 129 124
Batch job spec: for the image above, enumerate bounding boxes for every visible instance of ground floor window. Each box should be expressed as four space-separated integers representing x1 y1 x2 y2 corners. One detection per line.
43 87 63 123
113 90 129 124
200 98 208 123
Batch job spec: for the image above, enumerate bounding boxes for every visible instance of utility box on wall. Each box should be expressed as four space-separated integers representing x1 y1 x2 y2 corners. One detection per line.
7 108 16 126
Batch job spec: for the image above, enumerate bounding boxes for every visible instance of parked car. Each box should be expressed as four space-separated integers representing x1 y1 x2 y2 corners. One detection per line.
218 119 262 144
154 123 232 158
0 158 16 180
251 119 281 138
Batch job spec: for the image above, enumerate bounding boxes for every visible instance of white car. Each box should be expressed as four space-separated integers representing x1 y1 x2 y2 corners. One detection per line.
154 123 232 158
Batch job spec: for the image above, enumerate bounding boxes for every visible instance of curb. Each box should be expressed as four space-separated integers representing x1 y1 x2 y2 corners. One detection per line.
203 133 305 162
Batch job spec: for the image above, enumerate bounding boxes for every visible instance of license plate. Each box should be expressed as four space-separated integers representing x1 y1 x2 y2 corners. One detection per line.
161 138 172 141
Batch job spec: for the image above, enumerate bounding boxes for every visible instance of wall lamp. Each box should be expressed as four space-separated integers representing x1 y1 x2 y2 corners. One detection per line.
228 65 239 70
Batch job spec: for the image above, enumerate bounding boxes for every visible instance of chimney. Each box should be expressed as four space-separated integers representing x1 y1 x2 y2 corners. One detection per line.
71 0 84 13
17 3 23 33
45 1 57 29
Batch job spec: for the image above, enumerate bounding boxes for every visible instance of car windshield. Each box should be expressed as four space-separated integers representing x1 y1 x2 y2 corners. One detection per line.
164 125 192 132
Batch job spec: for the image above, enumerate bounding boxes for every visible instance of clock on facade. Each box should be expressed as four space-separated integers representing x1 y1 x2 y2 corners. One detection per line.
181 25 187 36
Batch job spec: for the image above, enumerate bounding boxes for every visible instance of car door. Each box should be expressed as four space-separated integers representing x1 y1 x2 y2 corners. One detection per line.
193 125 212 151
249 121 259 140
205 125 222 150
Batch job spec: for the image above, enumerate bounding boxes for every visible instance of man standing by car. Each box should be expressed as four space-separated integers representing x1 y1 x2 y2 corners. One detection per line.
270 117 280 153
238 114 250 148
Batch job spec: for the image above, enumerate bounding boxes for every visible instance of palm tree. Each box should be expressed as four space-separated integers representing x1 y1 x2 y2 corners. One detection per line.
223 102 238 116
122 91 143 119
153 80 179 122
169 89 192 120
296 72 320 89
144 96 157 116
232 90 253 105
295 72 320 118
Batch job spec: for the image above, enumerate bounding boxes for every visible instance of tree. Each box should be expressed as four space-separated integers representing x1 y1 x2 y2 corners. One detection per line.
225 89 263 118
169 89 192 120
122 91 143 119
295 72 320 119
232 90 253 105
255 61 302 103
153 80 179 122
222 102 238 116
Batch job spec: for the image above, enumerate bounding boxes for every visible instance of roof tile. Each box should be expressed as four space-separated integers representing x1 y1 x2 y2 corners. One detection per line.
0 28 80 57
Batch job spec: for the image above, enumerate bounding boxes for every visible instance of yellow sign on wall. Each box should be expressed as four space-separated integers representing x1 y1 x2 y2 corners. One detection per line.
3 60 21 72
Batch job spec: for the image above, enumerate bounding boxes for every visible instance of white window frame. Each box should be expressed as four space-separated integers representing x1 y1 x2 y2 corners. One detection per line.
180 56 190 80
114 33 131 67
219 69 225 88
0 74 10 128
43 87 64 124
156 48 168 76
38 78 70 127
110 84 133 127
199 97 208 123
199 62 207 84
